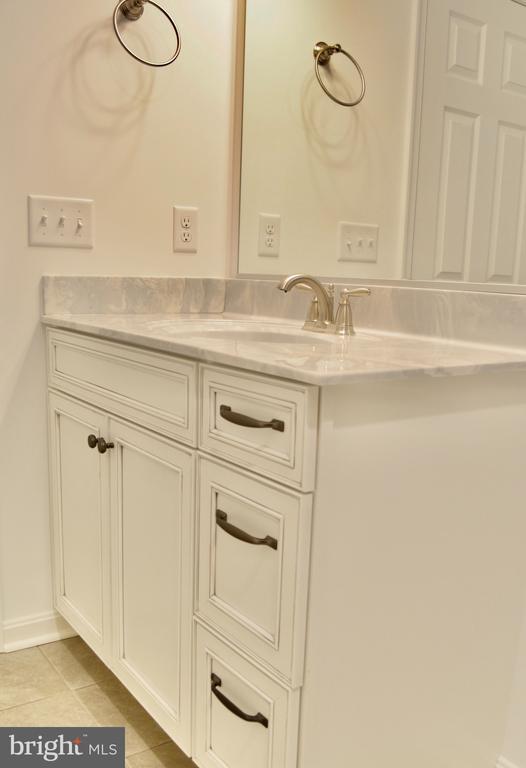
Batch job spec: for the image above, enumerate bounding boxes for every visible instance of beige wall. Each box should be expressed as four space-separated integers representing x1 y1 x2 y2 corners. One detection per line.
0 0 236 641
238 0 419 278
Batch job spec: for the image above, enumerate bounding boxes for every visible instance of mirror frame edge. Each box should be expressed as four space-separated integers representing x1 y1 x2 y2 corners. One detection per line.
227 0 247 278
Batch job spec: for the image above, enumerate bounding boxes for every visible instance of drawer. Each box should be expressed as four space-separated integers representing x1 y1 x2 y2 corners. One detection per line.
193 623 300 768
47 329 197 445
199 365 318 490
196 457 311 686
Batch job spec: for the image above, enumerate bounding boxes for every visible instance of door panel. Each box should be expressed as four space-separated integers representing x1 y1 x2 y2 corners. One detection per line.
412 0 526 285
110 419 194 752
48 393 110 659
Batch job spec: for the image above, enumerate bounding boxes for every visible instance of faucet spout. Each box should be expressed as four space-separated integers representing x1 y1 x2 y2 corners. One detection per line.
278 274 334 329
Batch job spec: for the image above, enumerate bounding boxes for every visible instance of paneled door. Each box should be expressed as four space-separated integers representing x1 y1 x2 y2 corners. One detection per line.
109 419 195 753
411 0 526 284
48 392 111 661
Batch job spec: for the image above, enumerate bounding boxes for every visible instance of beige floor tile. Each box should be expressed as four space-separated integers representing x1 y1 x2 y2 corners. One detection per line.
0 690 98 727
40 637 114 690
76 678 169 756
0 647 67 711
127 742 195 768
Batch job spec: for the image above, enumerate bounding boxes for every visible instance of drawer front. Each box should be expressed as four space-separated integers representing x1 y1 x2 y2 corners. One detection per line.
199 365 318 490
47 329 197 445
196 457 311 686
193 624 299 768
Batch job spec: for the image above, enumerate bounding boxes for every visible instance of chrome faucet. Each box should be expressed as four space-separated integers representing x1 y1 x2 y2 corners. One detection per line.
278 274 371 335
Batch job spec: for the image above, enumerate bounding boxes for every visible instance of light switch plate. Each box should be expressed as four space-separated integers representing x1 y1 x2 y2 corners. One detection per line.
338 222 379 263
28 195 94 248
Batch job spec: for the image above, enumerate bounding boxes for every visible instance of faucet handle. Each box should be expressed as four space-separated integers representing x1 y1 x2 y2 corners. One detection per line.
345 287 371 298
334 287 371 336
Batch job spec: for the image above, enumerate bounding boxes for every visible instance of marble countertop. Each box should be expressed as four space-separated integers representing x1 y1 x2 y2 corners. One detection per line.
41 312 526 386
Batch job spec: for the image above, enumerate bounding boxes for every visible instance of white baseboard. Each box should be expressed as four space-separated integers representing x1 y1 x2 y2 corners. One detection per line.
497 758 522 768
2 610 77 652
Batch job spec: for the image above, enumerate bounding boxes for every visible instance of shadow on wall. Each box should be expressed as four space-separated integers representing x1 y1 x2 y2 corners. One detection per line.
44 19 156 183
300 68 364 168
299 61 381 221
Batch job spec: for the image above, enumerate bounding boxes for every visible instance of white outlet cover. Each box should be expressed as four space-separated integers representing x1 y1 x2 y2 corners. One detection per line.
28 195 94 248
258 213 281 257
338 222 379 263
173 206 198 253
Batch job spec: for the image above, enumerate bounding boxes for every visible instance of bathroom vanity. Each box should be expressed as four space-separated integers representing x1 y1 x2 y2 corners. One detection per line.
42 277 526 768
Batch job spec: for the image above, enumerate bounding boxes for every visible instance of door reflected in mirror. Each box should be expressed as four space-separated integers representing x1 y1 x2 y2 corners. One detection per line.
237 0 526 293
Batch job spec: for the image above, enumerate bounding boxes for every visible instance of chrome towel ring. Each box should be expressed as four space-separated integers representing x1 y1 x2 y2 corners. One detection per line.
313 42 366 107
113 0 181 67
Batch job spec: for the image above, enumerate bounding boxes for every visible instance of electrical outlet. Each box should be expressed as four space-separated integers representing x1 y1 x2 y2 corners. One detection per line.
258 213 281 257
338 222 379 263
28 195 94 248
174 206 198 253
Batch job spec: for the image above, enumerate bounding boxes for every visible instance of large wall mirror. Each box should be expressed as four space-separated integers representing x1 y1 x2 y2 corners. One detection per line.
237 0 526 292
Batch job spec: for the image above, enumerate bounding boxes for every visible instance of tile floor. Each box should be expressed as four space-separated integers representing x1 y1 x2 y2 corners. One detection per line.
0 637 195 767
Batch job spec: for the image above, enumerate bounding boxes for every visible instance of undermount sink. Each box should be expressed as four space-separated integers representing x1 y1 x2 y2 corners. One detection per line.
192 328 337 344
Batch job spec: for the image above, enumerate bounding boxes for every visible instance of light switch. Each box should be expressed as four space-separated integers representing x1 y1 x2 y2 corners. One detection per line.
28 195 94 248
338 222 379 263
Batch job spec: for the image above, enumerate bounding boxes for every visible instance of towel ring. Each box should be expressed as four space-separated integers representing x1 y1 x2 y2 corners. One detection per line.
113 0 181 67
313 42 366 107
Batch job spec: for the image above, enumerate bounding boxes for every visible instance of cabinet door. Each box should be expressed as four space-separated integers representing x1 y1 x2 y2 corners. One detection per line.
48 392 111 660
109 419 194 753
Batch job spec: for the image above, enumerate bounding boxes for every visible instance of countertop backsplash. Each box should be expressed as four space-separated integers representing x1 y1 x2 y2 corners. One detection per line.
42 276 526 351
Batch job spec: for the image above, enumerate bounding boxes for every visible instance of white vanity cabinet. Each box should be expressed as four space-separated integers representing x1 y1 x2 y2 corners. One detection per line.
46 325 526 768
46 327 317 767
47 330 198 751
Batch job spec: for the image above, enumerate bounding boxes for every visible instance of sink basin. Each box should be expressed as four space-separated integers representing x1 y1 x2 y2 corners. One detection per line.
192 329 336 344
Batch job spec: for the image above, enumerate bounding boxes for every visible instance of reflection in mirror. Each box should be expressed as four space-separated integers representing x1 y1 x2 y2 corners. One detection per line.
237 0 526 292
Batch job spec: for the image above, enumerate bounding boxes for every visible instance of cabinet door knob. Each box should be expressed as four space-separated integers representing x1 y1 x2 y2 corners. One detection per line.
97 437 114 454
87 435 114 454
87 434 99 449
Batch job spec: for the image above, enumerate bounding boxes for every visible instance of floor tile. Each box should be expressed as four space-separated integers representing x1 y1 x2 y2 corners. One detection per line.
0 690 98 727
127 742 195 768
40 637 114 690
76 678 169 756
0 647 67 711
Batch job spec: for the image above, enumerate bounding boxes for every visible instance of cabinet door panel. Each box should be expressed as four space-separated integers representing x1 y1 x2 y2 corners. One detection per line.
48 393 110 658
110 420 194 752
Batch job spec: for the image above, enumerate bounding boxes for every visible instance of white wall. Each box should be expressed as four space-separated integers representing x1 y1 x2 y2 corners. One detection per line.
0 0 236 648
238 0 418 279
501 603 526 768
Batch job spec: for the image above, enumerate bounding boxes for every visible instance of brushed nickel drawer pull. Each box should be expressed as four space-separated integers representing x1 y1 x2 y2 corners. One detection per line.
216 510 278 550
219 404 285 432
210 673 269 728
